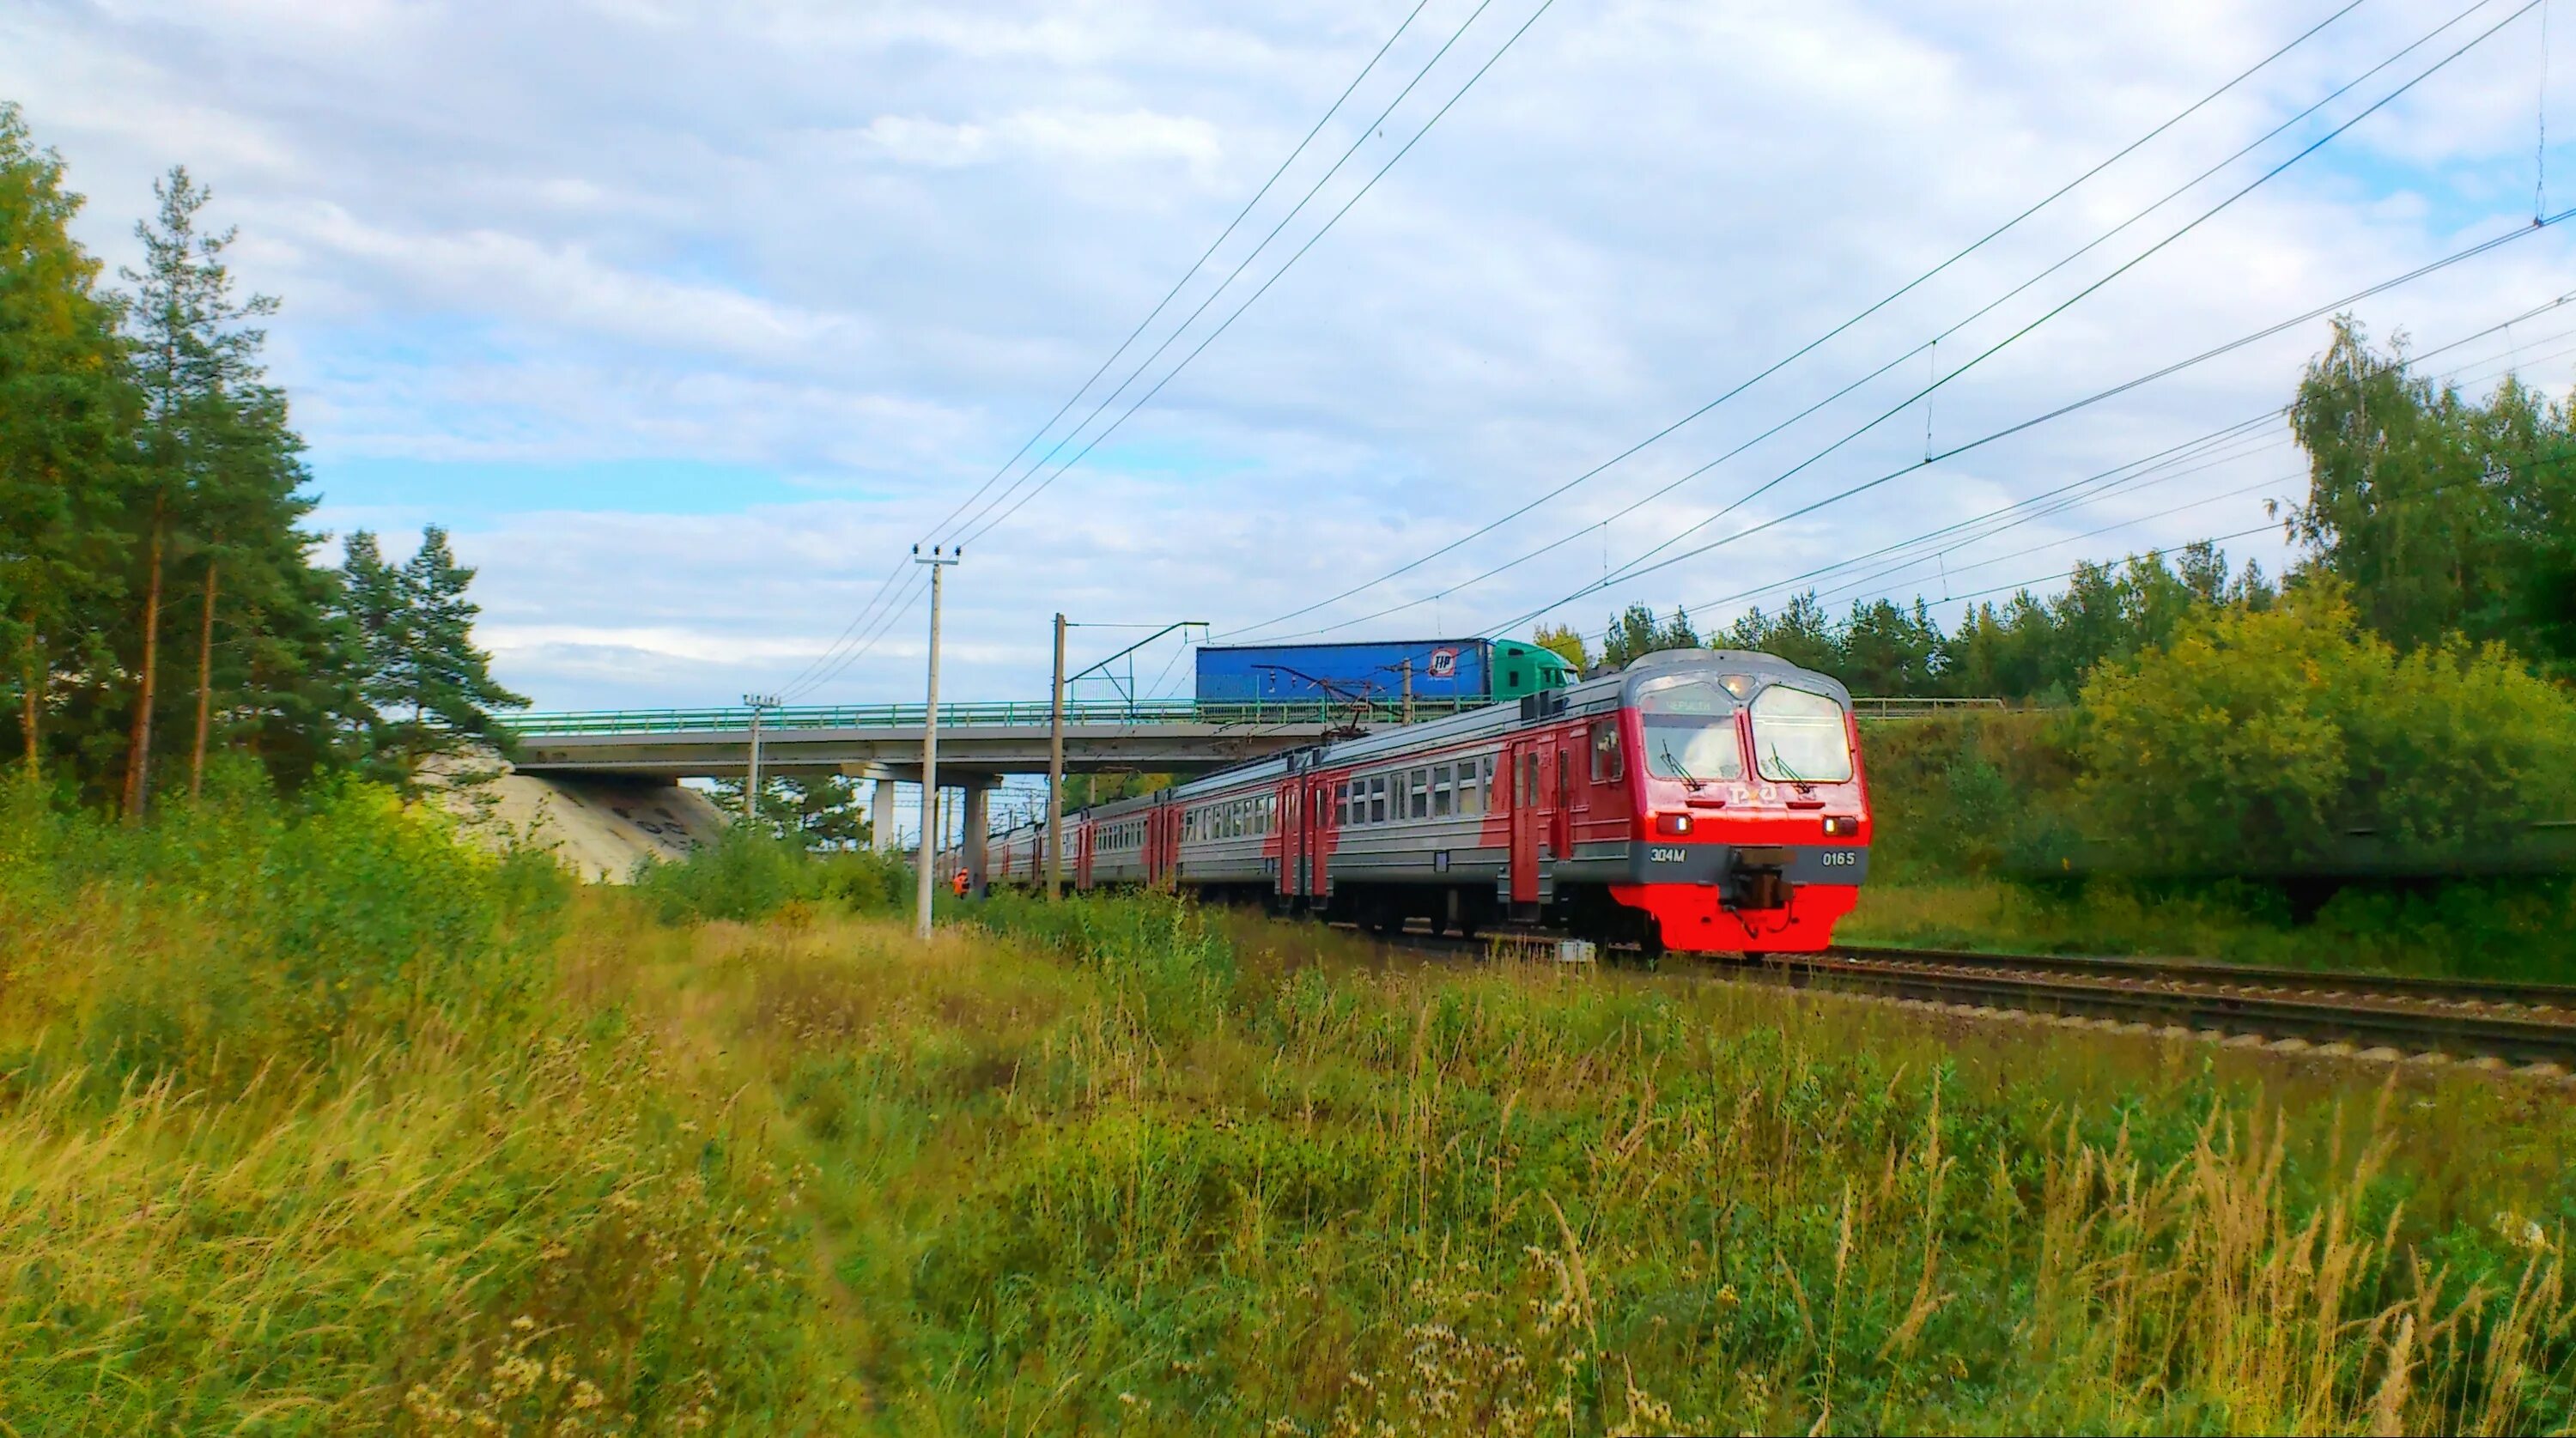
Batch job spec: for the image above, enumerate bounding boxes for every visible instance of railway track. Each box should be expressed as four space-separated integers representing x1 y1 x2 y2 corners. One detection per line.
1354 926 2576 1075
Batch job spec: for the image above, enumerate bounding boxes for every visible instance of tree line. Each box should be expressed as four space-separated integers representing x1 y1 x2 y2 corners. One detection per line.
1 102 518 816
1535 317 2576 701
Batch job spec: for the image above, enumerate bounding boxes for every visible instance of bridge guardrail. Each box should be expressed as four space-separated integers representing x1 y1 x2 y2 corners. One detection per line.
501 694 2008 737
501 697 1490 736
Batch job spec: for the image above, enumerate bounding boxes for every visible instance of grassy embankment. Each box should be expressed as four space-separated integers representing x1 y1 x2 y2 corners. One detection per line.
9 780 2576 1433
1846 711 2576 977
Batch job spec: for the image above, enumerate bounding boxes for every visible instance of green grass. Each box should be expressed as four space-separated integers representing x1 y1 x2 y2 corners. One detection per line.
1844 877 2576 980
6 783 2573 1433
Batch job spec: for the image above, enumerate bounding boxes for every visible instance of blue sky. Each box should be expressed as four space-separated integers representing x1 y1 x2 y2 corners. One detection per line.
9 0 2575 734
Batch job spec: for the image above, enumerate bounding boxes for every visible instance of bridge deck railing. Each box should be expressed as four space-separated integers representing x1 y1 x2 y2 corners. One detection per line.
502 694 2009 737
502 697 1489 736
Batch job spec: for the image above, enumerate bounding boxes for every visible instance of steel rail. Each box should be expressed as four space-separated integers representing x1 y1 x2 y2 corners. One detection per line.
1775 955 2576 1069
1826 943 2576 1010
1345 925 2576 1069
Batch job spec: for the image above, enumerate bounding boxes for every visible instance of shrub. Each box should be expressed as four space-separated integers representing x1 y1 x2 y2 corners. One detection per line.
629 825 913 925
2078 582 2576 875
0 771 569 1092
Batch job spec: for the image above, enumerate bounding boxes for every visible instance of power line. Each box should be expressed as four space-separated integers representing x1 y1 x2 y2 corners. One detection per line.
1461 0 2547 644
1577 0 2541 593
919 0 1440 549
1922 519 2285 608
1625 291 2576 636
1810 472 2299 607
1253 0 2510 645
1217 0 2380 641
944 0 1543 549
777 0 1450 699
1492 201 2573 646
951 0 1562 551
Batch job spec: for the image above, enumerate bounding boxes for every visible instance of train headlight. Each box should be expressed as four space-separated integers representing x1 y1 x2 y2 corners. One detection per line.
1822 815 1860 837
1654 813 1693 836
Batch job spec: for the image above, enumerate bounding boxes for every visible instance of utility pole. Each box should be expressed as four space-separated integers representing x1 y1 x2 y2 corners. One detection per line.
911 544 959 940
1047 611 1066 901
741 692 779 826
1400 658 1414 725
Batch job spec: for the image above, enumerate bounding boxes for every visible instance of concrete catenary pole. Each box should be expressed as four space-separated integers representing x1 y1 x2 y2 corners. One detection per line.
740 692 778 825
912 544 958 939
1047 611 1066 901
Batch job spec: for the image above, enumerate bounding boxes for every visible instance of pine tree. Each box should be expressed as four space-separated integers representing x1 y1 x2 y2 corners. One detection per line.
0 103 136 784
117 167 279 818
342 525 525 793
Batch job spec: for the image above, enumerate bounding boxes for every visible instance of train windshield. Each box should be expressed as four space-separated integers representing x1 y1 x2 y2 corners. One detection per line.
1634 677 1746 784
1751 685 1854 783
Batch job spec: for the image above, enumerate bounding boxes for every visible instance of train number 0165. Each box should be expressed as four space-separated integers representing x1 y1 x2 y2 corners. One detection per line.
1820 850 1859 868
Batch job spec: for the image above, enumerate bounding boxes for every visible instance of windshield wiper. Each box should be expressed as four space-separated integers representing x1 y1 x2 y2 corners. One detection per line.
1658 741 1704 792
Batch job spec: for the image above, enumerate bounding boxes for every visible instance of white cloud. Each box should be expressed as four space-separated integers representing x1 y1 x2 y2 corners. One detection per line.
8 0 2573 708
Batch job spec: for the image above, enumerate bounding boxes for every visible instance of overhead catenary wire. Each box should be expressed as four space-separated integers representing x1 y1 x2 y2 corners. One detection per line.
941 0 1543 549
1217 0 2381 642
1867 444 2576 615
1486 198 2576 646
918 0 1441 549
1594 0 2517 581
1417 0 2553 646
1255 0 2514 646
1552 0 2546 604
776 0 1449 701
1625 292 2576 638
946 0 1562 551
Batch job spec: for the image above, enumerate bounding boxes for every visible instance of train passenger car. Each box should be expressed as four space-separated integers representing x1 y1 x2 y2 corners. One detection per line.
986 648 1870 955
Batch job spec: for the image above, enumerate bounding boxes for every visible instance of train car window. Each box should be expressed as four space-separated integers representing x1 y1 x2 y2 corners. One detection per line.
1590 720 1624 783
1522 753 1540 808
1637 675 1748 783
1369 775 1388 824
1408 768 1429 819
1432 765 1453 817
1752 686 1854 783
1558 751 1571 805
1334 782 1349 825
1481 755 1497 810
1456 762 1478 816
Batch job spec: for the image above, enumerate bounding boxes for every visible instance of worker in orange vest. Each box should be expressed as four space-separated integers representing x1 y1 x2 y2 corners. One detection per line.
950 868 969 899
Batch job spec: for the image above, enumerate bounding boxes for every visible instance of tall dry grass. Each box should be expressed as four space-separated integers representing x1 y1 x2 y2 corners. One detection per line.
665 891 2576 1434
6 776 2571 1433
0 778 855 1433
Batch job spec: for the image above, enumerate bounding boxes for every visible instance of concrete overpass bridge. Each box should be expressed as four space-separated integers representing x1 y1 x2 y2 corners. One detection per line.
500 696 1484 872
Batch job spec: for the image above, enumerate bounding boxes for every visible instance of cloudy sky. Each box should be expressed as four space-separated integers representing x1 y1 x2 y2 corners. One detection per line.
9 0 2575 721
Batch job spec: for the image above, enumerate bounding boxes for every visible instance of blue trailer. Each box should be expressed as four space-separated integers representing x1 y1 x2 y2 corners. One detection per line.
1194 638 1571 705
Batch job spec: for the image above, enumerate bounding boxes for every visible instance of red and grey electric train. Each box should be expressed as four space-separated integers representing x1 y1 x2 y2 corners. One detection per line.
987 648 1871 954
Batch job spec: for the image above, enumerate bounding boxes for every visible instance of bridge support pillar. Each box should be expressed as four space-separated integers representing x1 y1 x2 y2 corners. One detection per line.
869 780 896 853
962 780 991 898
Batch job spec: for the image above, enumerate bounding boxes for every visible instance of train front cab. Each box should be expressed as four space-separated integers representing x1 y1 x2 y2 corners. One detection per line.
1599 655 1870 955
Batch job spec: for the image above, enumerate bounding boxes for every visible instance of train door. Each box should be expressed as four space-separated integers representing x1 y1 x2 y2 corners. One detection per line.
1276 778 1301 899
1552 743 1575 861
1506 737 1541 907
1305 780 1328 900
1076 821 1094 891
